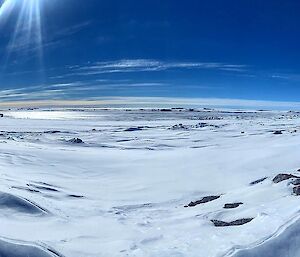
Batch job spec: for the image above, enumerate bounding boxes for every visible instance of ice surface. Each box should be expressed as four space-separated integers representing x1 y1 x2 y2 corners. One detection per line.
1 108 300 256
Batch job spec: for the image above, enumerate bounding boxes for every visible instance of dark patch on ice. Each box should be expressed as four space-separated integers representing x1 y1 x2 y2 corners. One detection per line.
116 139 134 142
184 195 221 207
11 186 40 194
223 202 243 209
27 184 59 193
273 174 299 183
0 239 61 257
124 127 143 132
273 130 283 135
44 130 61 134
0 192 48 215
211 218 253 227
190 145 216 149
250 177 268 185
112 203 154 214
45 246 63 257
68 194 84 198
30 185 59 192
35 182 58 188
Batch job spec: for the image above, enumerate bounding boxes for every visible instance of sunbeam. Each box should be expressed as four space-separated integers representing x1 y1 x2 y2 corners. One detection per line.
0 0 44 60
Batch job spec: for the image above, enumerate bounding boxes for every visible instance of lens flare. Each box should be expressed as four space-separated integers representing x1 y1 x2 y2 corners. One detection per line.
0 0 44 61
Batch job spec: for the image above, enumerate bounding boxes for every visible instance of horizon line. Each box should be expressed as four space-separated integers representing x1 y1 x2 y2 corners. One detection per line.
0 97 300 110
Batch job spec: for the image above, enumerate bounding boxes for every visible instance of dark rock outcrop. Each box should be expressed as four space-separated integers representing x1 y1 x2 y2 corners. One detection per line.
273 130 283 135
184 195 221 207
291 179 300 186
68 138 84 144
273 174 299 183
211 218 253 227
171 124 188 130
223 202 243 209
293 186 300 195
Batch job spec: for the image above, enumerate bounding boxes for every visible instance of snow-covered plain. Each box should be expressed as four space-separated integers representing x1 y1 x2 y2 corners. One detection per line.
1 107 300 257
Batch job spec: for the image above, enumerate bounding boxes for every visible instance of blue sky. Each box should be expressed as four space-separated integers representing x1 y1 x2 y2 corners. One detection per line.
0 0 300 105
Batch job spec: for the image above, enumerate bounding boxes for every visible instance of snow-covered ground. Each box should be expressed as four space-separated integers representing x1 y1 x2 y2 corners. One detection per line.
1 107 300 257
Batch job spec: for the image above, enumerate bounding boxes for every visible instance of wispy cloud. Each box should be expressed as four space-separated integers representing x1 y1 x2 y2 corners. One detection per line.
0 80 169 101
0 82 84 101
61 59 247 77
0 79 218 102
269 73 300 81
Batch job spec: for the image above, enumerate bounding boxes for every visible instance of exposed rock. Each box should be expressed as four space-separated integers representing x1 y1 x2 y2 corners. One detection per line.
68 138 84 144
201 116 222 120
223 202 243 209
171 124 188 130
211 218 253 227
273 130 283 135
184 195 221 207
171 123 219 130
273 173 299 183
250 177 268 185
293 186 300 195
291 178 300 186
195 122 209 128
0 114 3 117
195 123 219 129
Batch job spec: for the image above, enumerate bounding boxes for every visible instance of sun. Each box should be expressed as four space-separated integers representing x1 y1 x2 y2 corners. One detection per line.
0 0 44 59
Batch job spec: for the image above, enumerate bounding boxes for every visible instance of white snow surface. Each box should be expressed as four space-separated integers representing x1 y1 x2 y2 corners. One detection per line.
0 108 300 256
